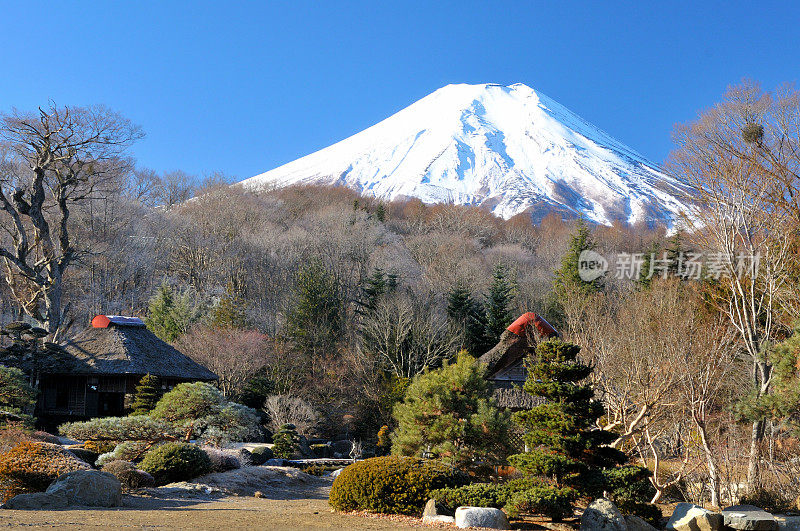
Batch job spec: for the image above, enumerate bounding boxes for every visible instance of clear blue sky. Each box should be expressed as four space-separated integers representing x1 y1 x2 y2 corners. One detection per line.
1 1 798 180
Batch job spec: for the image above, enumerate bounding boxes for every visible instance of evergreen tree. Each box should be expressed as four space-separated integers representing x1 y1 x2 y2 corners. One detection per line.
391 352 511 468
130 374 161 416
375 203 386 222
637 241 661 289
356 268 397 316
484 264 515 343
509 339 657 521
146 282 206 342
285 261 342 357
272 423 299 459
446 284 490 355
554 218 602 298
211 285 247 328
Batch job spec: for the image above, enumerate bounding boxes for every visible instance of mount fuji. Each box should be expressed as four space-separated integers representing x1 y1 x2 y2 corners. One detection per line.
241 83 690 226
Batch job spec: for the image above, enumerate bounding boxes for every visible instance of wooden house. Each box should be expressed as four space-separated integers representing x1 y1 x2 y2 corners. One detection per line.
36 315 216 429
478 312 559 410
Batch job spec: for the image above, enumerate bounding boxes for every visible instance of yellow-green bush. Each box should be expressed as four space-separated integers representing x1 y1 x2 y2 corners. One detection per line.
328 456 467 515
0 441 91 500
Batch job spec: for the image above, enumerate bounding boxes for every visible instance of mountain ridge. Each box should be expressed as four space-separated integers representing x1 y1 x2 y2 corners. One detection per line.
241 83 690 226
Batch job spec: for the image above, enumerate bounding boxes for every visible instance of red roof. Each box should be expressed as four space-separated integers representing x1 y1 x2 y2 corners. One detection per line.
91 315 146 328
506 312 558 338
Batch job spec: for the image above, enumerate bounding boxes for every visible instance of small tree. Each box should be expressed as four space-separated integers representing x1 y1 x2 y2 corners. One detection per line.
272 423 299 459
391 352 511 468
210 285 247 329
0 366 37 426
509 339 657 521
446 283 490 356
554 218 602 298
130 374 161 416
145 282 206 342
484 265 515 343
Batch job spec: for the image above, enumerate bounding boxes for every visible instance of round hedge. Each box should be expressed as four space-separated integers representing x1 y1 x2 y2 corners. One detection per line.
0 442 91 500
139 442 211 485
329 456 467 515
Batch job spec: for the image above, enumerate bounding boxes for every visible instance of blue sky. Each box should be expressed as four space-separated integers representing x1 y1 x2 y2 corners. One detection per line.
1 1 798 180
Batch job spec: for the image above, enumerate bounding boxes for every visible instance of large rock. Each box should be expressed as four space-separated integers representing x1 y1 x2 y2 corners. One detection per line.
4 470 122 510
424 498 454 518
626 515 659 531
666 503 723 531
455 506 511 530
581 498 626 531
722 505 778 531
423 515 456 524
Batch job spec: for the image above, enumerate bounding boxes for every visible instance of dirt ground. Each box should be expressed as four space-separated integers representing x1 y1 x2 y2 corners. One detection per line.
0 491 430 530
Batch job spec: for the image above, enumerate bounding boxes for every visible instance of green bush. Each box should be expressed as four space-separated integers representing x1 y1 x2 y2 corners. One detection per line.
503 483 577 521
272 424 298 459
0 441 91 500
602 466 659 524
139 442 211 485
328 456 467 515
430 483 507 510
249 445 274 465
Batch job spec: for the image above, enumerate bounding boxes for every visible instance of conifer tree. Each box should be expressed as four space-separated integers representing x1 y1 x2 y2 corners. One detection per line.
130 374 161 416
509 339 657 521
446 284 490 355
146 282 206 342
272 423 299 459
553 218 602 298
211 285 247 328
484 264 515 343
285 261 342 357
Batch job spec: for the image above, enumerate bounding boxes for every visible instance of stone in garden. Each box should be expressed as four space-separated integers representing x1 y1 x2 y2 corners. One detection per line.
722 505 778 531
424 514 456 524
666 503 723 531
330 468 344 479
455 506 510 530
424 498 454 517
626 515 659 531
580 498 626 531
774 515 800 531
4 470 122 510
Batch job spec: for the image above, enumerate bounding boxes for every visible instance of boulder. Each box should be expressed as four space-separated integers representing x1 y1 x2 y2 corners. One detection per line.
330 468 344 479
666 503 723 531
424 498 454 517
722 505 778 531
774 515 800 530
4 470 122 510
626 515 659 531
455 506 511 530
580 498 626 531
423 515 456 524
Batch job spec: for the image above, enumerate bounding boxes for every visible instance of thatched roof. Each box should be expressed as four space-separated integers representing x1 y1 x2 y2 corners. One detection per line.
489 381 545 409
56 323 217 380
478 312 559 377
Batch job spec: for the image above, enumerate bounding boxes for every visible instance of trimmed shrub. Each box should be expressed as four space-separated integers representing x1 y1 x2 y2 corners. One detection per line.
203 447 241 472
430 483 507 510
0 441 91 500
95 441 156 468
503 484 578 521
139 442 212 485
250 445 274 465
272 424 298 459
328 456 467 515
602 466 660 524
101 460 155 490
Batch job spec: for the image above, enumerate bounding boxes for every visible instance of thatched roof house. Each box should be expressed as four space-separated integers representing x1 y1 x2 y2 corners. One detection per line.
37 315 216 428
478 312 558 410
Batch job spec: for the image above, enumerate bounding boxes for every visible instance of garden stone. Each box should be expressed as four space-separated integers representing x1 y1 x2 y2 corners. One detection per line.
424 498 454 517
423 514 456 524
330 468 344 479
666 503 723 531
580 498 626 531
774 515 800 530
722 505 778 531
455 506 510 530
4 470 121 510
626 515 659 531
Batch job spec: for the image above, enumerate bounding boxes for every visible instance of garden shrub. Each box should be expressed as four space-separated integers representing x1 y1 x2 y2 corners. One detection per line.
139 442 211 485
0 441 91 500
430 482 507 510
102 460 155 490
602 465 660 524
272 424 298 459
503 484 578 521
328 456 467 515
83 440 117 454
60 416 178 447
250 445 274 465
95 441 156 467
203 447 241 472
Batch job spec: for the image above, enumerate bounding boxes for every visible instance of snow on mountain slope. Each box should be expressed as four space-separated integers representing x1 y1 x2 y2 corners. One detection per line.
241 83 690 226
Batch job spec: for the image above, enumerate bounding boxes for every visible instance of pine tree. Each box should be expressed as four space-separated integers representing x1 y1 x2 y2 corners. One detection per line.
484 264 515 343
508 339 657 521
146 282 207 342
285 261 342 357
554 218 602 298
272 423 299 459
375 203 386 222
130 374 161 415
391 352 511 467
446 284 490 355
357 268 395 316
211 285 247 328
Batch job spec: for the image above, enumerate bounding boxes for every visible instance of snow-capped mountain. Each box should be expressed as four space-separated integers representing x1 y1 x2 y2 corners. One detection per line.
241 83 690 226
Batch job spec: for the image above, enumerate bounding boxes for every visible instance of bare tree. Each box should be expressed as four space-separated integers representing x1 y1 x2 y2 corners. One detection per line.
263 394 318 435
0 104 141 339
